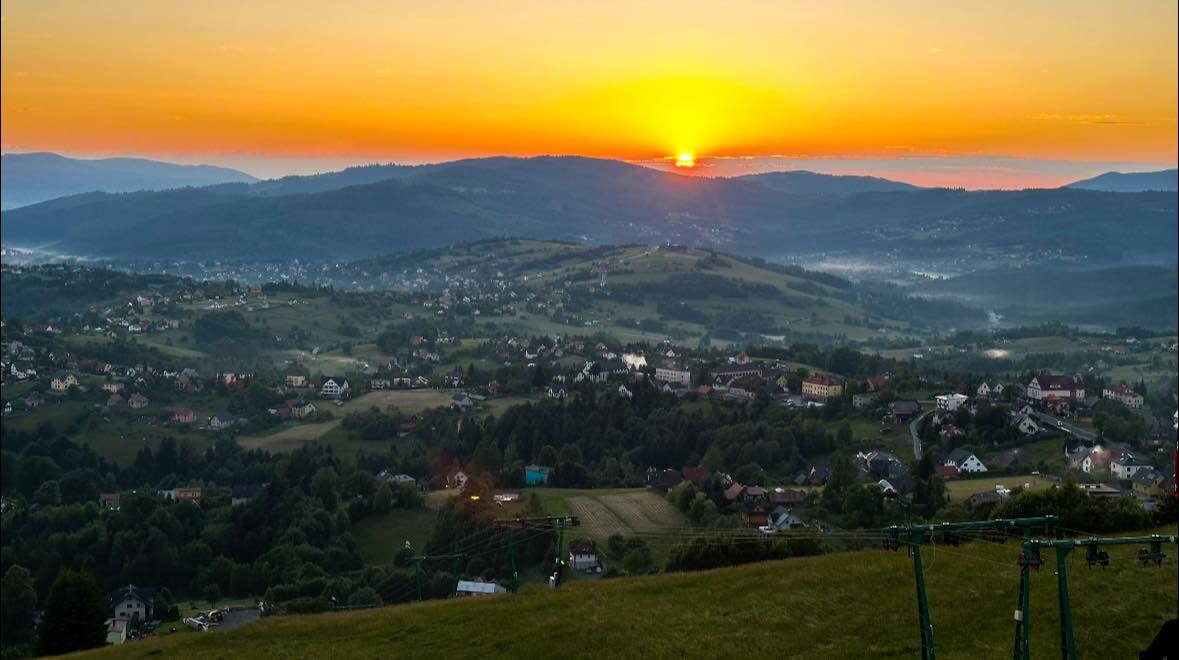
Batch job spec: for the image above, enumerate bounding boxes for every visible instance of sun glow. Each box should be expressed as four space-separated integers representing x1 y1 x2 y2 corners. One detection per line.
675 153 696 168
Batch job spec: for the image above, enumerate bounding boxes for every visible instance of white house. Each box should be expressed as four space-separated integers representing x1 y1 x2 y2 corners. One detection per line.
1027 375 1084 401
935 393 968 411
977 382 1005 397
1011 412 1040 436
943 448 988 473
655 367 692 387
1102 384 1144 410
1111 455 1149 480
320 376 350 398
568 538 600 571
111 585 153 622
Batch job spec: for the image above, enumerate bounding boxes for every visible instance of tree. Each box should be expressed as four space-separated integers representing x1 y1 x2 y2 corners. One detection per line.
38 569 107 656
536 445 559 468
372 484 394 514
622 545 655 574
348 587 383 608
311 466 339 509
33 479 62 506
203 583 222 606
1 565 37 642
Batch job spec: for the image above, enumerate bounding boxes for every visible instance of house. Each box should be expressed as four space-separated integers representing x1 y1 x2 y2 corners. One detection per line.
106 619 128 645
655 367 692 387
128 393 150 409
1011 413 1040 436
645 468 683 490
990 449 1024 471
768 488 807 506
111 584 155 622
100 492 121 510
856 450 907 478
159 487 202 502
208 412 235 430
878 475 918 496
1027 375 1084 401
231 483 264 506
456 580 507 597
868 375 892 391
935 464 960 479
107 393 126 407
977 381 1005 397
852 393 876 409
968 490 1006 507
681 467 711 487
320 376 351 399
808 465 832 485
1079 482 1123 499
1130 469 1162 496
890 400 922 422
172 409 197 424
1111 455 1149 480
1102 384 1144 409
568 538 600 571
376 471 417 488
102 382 125 393
802 373 844 399
943 448 987 473
446 469 469 489
51 370 78 391
764 506 806 531
284 375 308 388
712 363 762 382
935 393 968 411
524 464 553 486
369 377 391 391
739 503 770 526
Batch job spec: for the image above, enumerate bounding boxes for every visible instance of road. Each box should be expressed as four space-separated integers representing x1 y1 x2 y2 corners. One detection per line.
910 411 931 459
1032 412 1098 442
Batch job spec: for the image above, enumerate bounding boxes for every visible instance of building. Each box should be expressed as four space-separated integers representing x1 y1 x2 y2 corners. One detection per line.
446 469 469 489
105 619 128 645
802 374 844 399
50 370 78 391
284 375 308 388
159 486 202 502
1079 483 1123 499
208 412 235 430
852 393 876 409
231 483 264 506
1011 413 1040 436
320 376 351 399
128 393 150 409
524 464 553 486
655 367 692 387
712 363 762 382
172 409 197 424
100 492 121 510
1102 384 1144 409
942 448 988 473
935 393 968 411
1111 455 1149 480
977 382 1005 397
111 585 154 622
456 580 507 597
890 400 922 422
1026 375 1085 401
567 538 600 571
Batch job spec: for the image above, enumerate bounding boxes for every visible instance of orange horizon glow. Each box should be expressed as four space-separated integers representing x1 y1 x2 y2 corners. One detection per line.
2 0 1177 177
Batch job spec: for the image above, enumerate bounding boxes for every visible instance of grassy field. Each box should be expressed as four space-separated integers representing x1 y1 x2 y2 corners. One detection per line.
352 507 441 565
72 529 1178 659
564 490 688 566
944 473 1057 502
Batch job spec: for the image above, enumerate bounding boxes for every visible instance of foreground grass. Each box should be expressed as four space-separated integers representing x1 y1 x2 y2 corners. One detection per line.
72 533 1177 659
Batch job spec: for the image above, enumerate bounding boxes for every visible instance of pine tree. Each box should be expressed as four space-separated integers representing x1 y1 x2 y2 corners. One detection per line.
38 569 108 656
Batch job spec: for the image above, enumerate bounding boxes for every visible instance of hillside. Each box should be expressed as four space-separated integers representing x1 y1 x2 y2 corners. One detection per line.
0 153 257 209
733 169 920 195
1066 168 1178 192
3 157 1175 268
73 536 1177 659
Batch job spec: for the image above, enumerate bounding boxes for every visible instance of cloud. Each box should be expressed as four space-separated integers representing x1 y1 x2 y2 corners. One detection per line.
1026 113 1146 126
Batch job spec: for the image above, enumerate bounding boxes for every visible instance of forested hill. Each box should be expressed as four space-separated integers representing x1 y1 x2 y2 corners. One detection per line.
3 156 1175 265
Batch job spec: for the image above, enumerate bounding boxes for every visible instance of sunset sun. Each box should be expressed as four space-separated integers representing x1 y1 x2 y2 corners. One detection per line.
675 152 696 168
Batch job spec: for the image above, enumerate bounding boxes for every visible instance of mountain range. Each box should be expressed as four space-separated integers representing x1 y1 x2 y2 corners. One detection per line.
1 156 1175 269
1065 168 1178 193
0 152 257 209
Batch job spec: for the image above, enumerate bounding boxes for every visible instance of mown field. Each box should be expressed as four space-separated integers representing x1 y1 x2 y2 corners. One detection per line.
943 473 1057 503
71 529 1178 659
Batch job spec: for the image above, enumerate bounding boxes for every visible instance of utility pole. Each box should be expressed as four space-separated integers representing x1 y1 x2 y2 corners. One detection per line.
883 516 1056 660
493 515 580 591
407 551 466 602
1015 534 1175 660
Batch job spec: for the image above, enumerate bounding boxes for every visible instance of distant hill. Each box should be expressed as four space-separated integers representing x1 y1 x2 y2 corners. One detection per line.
0 152 257 209
733 170 920 195
1066 169 1178 192
2 156 1175 266
69 536 1177 659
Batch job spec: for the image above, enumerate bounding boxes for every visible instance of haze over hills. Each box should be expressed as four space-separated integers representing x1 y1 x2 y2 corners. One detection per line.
733 170 920 195
1 156 1175 271
1065 168 1178 192
0 152 258 209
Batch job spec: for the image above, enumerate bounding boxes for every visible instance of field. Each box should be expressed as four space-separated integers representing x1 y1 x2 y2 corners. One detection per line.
352 507 443 565
944 473 1057 502
74 529 1178 659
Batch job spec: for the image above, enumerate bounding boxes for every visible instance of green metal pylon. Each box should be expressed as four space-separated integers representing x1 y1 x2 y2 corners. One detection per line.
1054 545 1076 660
1012 540 1040 660
507 527 519 592
909 528 935 660
554 518 566 588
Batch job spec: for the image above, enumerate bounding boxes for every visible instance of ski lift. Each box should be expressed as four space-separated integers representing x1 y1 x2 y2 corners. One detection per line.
1019 548 1043 572
1085 544 1110 569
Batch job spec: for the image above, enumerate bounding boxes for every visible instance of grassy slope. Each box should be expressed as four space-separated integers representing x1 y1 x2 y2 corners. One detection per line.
73 533 1177 659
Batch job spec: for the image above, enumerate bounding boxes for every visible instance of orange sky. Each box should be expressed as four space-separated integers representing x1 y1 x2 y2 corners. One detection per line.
2 0 1177 182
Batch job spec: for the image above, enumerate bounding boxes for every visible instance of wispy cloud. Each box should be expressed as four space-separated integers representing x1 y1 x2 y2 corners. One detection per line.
1027 113 1146 126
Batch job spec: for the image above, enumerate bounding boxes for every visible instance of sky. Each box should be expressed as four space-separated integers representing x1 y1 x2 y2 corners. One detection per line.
2 0 1177 188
